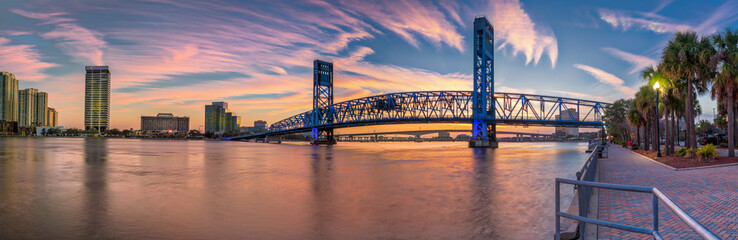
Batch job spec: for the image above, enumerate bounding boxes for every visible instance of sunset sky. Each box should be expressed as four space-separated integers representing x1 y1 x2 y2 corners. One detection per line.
2 0 738 131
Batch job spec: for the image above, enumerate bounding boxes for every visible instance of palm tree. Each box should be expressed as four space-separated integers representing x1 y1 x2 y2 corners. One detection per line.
661 32 716 157
642 65 674 155
627 104 643 148
710 29 738 157
635 85 657 151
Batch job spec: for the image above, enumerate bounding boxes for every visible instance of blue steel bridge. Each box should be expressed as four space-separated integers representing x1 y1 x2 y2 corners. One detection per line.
230 17 610 147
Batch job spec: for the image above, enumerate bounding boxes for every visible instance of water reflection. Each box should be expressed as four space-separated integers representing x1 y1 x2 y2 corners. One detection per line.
0 139 587 240
469 148 495 239
310 146 335 239
83 138 109 239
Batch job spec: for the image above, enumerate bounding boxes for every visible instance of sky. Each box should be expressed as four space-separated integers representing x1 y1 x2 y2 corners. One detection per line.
2 0 738 131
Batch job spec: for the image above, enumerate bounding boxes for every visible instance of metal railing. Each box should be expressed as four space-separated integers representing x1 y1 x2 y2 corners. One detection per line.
555 178 721 240
569 143 601 237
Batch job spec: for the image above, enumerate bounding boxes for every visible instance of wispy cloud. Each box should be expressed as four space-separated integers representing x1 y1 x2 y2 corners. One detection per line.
487 0 558 67
597 9 691 34
13 9 107 65
548 90 612 103
693 0 738 34
0 37 57 81
574 64 635 97
339 0 465 52
602 47 657 74
598 0 738 35
41 23 106 65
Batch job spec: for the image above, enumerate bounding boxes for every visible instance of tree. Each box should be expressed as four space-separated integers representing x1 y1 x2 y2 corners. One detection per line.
627 101 644 148
697 119 715 137
635 85 657 151
715 114 728 130
642 65 674 154
661 31 716 158
106 128 122 136
604 99 633 142
709 29 738 157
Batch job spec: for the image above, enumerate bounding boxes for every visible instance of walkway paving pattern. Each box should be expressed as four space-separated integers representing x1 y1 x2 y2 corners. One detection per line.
597 146 738 239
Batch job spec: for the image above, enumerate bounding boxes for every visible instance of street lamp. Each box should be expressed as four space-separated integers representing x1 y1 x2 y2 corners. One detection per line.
653 82 662 157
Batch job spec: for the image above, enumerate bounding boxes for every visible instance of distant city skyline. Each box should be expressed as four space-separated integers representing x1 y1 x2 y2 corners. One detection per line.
2 0 738 130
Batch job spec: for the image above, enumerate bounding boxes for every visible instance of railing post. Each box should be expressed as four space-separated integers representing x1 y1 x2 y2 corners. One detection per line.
554 181 561 240
653 194 659 234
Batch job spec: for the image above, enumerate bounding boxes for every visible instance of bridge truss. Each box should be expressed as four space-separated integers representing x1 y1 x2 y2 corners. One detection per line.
234 91 609 140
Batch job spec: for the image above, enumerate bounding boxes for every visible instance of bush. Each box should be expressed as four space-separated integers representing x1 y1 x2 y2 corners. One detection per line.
696 144 718 162
676 147 687 157
632 144 639 150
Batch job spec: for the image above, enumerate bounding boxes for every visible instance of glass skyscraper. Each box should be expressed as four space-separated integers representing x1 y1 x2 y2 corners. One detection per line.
85 66 110 132
205 101 240 134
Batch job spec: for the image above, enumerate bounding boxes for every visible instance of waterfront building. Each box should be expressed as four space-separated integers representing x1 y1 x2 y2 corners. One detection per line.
241 120 268 133
35 91 47 126
84 66 110 132
46 108 58 127
205 101 240 134
18 88 38 127
254 120 267 130
231 115 241 132
140 113 189 133
555 109 579 138
0 72 18 122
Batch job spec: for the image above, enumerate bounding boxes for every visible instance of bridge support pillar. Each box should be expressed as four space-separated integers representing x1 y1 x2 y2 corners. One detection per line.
310 127 336 145
266 135 281 144
311 60 336 146
469 17 498 149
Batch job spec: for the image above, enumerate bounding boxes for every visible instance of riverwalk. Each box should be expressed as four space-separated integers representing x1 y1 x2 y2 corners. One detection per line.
596 146 738 239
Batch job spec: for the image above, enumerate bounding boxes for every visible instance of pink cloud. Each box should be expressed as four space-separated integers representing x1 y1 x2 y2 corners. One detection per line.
41 23 106 65
0 37 57 82
487 0 558 67
337 0 465 52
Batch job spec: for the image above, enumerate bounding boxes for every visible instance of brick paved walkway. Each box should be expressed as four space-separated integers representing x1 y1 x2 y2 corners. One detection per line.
597 146 738 239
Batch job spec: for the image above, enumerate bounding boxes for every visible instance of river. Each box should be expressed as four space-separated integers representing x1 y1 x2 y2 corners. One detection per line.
0 138 588 239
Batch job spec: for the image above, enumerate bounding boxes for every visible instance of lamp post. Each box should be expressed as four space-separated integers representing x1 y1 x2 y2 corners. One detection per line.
654 82 662 157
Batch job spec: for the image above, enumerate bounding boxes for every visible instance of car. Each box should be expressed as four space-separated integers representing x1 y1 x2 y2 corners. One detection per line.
700 133 726 146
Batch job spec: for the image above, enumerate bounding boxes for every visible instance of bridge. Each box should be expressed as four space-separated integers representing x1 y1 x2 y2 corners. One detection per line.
333 129 556 142
334 130 553 138
230 17 610 147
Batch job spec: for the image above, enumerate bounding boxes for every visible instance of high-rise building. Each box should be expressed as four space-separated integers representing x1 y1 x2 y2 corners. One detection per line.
231 115 241 132
141 113 189 133
204 101 240 134
18 88 38 127
0 72 18 122
35 91 47 126
46 107 58 127
85 66 110 132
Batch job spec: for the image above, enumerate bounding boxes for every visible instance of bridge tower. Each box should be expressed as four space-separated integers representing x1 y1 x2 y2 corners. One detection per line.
311 60 337 145
469 17 498 148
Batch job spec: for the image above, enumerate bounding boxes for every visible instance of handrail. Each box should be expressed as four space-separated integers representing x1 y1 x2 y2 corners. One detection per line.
576 144 600 180
555 178 721 240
